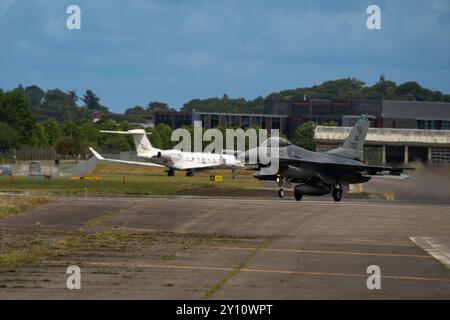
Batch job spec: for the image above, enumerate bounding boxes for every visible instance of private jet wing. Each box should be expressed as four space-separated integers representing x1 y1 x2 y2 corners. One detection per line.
89 148 164 167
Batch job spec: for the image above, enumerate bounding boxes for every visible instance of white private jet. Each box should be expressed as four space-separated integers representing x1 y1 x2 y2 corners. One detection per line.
89 129 244 177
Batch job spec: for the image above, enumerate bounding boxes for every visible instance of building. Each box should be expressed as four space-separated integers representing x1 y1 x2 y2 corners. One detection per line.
153 111 192 128
314 126 450 164
382 101 450 130
192 111 288 135
152 110 289 135
266 98 450 131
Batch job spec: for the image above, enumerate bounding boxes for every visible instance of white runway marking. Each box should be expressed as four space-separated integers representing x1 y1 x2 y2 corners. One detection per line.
410 237 450 269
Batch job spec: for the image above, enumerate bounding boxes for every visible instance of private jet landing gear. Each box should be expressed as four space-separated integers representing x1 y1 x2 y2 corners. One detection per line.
186 170 194 177
167 169 175 177
332 185 343 202
278 189 285 198
231 168 239 180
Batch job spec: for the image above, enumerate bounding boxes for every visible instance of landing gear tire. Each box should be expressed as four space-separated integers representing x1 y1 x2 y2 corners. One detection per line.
168 170 175 177
294 190 303 201
210 175 215 181
332 188 343 202
186 171 194 177
278 189 285 199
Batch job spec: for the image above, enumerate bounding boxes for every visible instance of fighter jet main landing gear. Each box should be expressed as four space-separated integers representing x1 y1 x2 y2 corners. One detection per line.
294 190 303 201
332 185 343 202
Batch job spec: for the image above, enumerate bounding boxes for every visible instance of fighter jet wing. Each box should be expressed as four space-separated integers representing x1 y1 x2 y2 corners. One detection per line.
279 157 406 177
89 148 164 167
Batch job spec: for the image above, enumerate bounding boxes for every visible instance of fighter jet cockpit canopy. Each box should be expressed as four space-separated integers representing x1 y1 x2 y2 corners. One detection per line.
261 137 292 148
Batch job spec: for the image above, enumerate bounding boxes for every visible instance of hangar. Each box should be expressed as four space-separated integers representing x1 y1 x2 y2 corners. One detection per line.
314 126 450 164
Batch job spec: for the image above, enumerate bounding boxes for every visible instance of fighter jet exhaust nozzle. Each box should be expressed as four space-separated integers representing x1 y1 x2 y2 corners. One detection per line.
294 183 330 196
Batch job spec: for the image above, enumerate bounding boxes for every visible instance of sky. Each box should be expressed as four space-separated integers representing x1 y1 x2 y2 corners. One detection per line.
0 0 449 112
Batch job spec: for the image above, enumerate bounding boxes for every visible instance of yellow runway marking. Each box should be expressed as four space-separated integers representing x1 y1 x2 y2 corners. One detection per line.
67 261 450 284
208 246 431 259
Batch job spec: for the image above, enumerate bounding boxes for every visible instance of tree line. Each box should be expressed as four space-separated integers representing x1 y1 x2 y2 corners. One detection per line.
0 87 178 158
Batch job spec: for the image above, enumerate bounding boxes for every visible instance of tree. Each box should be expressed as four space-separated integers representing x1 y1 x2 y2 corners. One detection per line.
82 90 108 112
44 118 63 146
152 124 173 149
292 122 316 151
68 90 79 105
30 123 48 147
79 122 98 141
125 106 146 115
55 136 82 159
0 89 37 144
0 123 20 152
148 101 173 112
147 128 163 149
62 121 82 138
24 85 45 109
98 135 132 153
41 89 90 122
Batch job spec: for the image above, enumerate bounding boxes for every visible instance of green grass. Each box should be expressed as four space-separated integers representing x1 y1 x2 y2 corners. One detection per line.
0 195 51 219
85 212 119 228
0 230 129 269
0 165 262 197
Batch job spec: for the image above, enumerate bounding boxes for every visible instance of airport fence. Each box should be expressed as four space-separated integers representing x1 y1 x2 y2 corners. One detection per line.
0 146 76 163
0 157 98 178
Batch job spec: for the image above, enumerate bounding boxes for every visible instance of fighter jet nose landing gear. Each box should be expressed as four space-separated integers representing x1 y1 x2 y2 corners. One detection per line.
332 185 343 202
277 175 287 199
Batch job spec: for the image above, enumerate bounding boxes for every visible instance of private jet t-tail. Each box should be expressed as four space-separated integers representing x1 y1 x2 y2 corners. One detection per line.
247 116 408 202
89 129 244 177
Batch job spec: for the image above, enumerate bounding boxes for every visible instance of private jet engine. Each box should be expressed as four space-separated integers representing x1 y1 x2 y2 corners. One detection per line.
157 150 183 163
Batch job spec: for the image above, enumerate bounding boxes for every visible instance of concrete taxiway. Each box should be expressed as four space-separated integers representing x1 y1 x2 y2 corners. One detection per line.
1 196 450 299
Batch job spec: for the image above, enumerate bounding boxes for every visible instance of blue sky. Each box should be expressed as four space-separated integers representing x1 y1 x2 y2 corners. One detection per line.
1 0 449 112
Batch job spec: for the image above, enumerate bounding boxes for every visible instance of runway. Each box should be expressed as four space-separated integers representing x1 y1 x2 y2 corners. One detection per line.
1 196 450 299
